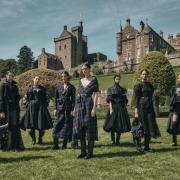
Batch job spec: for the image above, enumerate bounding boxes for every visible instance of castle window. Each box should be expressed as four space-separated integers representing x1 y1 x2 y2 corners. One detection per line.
65 56 67 59
150 34 153 42
64 44 66 49
140 35 144 43
59 46 61 51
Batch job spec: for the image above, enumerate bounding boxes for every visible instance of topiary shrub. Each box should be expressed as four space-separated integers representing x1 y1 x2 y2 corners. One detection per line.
92 65 103 75
16 68 62 98
133 51 176 116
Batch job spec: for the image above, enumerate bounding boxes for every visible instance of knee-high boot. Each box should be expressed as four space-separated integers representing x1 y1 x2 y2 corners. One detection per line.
78 139 87 158
144 134 151 151
172 133 177 146
29 129 36 145
38 130 45 144
85 140 94 159
116 133 121 145
111 131 115 145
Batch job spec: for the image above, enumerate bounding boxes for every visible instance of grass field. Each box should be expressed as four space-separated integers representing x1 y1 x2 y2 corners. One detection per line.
0 107 180 180
70 67 180 90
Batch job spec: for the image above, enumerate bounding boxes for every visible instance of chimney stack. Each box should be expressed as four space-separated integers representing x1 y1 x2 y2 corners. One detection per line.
126 18 130 25
64 25 67 30
140 21 145 31
160 31 163 38
42 48 45 53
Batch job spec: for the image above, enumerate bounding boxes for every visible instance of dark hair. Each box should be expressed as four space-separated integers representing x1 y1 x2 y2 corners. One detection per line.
114 74 121 81
6 71 14 76
140 69 149 75
61 71 70 80
82 62 91 69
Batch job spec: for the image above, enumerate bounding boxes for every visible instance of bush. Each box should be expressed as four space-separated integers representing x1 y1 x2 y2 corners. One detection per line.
134 51 176 116
92 65 103 75
16 68 61 98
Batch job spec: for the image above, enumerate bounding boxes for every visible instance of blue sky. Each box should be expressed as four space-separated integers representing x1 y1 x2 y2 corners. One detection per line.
0 0 180 61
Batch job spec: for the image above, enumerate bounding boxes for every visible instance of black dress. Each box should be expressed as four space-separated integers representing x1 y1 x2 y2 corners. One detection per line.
134 82 161 138
20 85 53 130
0 80 24 150
167 84 180 135
53 83 76 140
73 77 99 141
103 84 131 133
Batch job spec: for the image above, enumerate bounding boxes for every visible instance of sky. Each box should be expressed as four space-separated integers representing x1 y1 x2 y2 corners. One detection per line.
0 0 180 61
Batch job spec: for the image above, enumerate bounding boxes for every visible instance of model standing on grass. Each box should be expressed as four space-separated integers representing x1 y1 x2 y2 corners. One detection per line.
73 63 99 159
134 69 161 151
52 71 76 150
167 73 180 146
103 74 131 145
0 71 24 151
20 76 53 145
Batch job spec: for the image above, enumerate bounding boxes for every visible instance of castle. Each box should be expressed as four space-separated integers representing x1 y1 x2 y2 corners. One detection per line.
38 22 107 70
116 19 175 69
38 22 88 70
168 33 180 50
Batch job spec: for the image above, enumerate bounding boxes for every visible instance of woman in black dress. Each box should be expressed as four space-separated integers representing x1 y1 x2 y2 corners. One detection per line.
0 71 24 150
134 69 160 151
21 76 53 144
73 63 99 159
52 71 76 150
167 73 180 146
103 74 131 145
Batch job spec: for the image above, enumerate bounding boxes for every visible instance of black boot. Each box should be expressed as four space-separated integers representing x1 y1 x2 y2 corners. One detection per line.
7 126 17 150
85 140 94 159
29 129 36 145
78 139 87 158
144 135 151 151
52 137 60 150
116 133 121 145
62 139 68 149
135 138 143 152
38 130 44 144
172 133 177 146
111 132 115 145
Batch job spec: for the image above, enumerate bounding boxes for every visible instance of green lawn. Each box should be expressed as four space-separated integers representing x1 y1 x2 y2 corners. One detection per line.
70 66 180 90
0 108 180 180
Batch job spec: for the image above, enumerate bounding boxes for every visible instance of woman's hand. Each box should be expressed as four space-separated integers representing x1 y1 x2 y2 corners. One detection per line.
0 112 5 119
91 109 96 117
71 111 75 117
134 108 139 119
53 110 57 117
110 108 113 115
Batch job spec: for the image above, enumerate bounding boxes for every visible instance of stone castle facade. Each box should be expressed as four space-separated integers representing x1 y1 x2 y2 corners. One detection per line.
38 22 88 70
116 19 175 69
168 33 180 50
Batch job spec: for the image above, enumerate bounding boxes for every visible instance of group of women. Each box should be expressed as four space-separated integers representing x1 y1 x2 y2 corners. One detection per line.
0 63 180 159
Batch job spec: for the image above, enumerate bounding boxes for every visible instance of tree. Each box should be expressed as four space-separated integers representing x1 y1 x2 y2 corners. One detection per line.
134 51 176 116
0 59 18 78
17 46 34 74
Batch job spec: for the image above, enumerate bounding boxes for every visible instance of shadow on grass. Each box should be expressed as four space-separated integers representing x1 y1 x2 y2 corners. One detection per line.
151 147 180 153
94 150 144 158
25 146 52 151
95 142 135 148
0 155 52 163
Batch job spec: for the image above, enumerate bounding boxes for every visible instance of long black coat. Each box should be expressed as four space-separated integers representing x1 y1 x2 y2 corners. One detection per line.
53 83 76 139
103 84 131 133
167 84 180 134
20 85 53 130
0 80 24 150
134 82 160 138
